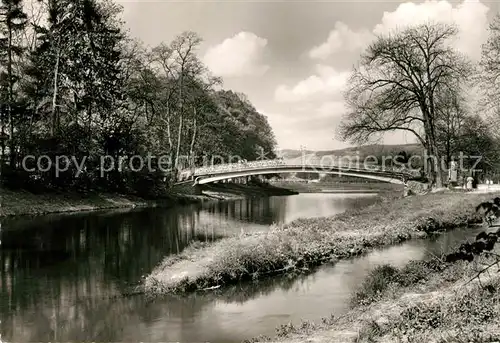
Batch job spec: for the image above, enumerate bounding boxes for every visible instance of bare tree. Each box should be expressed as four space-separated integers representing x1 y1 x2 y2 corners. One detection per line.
150 31 212 180
480 14 500 126
434 85 467 166
186 75 222 172
149 43 176 156
339 23 471 188
170 32 202 175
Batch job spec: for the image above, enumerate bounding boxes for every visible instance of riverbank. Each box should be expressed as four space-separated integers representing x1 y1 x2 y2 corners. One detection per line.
0 183 297 218
270 181 402 193
0 188 198 218
143 191 498 295
199 183 299 200
247 253 500 342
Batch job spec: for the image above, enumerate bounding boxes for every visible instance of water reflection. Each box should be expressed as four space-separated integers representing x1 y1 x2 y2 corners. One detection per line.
199 193 378 227
2 192 448 342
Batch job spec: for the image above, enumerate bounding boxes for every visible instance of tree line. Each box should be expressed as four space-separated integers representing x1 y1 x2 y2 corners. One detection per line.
339 21 500 188
0 0 277 197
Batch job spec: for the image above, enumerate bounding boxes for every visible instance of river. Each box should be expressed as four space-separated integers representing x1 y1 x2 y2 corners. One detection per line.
0 193 482 342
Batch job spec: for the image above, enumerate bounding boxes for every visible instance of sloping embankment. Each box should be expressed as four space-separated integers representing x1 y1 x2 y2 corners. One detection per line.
0 182 297 218
0 188 196 217
144 192 498 295
247 258 500 343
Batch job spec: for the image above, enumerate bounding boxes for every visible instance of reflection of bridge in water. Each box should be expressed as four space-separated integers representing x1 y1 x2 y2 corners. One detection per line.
178 159 418 185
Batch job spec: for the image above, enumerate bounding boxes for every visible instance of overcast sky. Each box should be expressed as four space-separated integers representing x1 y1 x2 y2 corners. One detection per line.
117 0 498 151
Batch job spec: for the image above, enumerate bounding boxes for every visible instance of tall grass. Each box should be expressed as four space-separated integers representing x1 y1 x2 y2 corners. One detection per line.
248 258 500 343
144 192 497 295
353 261 500 343
351 260 447 306
0 188 197 217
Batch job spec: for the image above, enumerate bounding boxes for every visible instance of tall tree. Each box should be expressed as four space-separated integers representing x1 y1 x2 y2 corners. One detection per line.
150 31 207 178
0 1 279 195
434 85 467 166
0 0 28 164
27 0 73 136
169 32 202 175
480 14 500 116
479 13 500 143
339 23 471 188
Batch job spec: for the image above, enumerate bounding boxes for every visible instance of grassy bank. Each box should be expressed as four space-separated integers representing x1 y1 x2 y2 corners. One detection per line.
248 254 500 343
143 191 498 295
0 188 199 217
0 182 298 217
200 182 299 199
270 181 403 193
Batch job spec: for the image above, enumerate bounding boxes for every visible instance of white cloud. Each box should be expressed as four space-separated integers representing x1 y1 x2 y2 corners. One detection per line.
309 22 374 59
308 0 489 61
283 0 490 103
316 101 346 118
272 0 489 149
203 32 269 77
274 65 350 103
373 0 489 60
260 103 349 150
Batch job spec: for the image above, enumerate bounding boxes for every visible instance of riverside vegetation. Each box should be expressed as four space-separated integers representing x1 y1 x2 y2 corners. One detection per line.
0 188 197 217
0 181 296 217
246 257 500 342
0 0 278 199
143 191 497 295
239 195 500 343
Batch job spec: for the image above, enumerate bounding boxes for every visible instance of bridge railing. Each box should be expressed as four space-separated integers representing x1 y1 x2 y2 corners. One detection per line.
193 159 289 176
177 159 420 181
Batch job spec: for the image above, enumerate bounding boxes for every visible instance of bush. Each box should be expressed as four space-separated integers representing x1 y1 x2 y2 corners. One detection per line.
352 260 447 306
351 265 399 306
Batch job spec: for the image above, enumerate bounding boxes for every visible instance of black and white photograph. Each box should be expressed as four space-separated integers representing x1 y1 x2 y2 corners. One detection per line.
1 0 500 342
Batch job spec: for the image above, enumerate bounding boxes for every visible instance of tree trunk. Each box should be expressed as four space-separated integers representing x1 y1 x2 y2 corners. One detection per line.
165 105 175 184
51 42 61 136
189 109 197 173
420 99 443 189
173 71 184 181
1 112 5 167
166 102 173 152
7 24 14 167
426 134 443 188
174 114 183 178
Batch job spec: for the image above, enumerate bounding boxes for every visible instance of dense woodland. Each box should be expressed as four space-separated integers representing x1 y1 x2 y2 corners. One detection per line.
0 0 277 197
3 0 500 197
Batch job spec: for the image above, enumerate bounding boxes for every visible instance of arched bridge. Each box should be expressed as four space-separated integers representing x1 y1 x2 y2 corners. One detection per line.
177 160 418 186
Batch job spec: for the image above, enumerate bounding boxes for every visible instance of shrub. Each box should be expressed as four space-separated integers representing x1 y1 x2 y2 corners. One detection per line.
352 259 448 306
351 265 399 306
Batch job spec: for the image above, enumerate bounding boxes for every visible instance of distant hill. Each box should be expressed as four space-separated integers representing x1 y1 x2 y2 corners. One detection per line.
278 149 315 159
278 144 424 164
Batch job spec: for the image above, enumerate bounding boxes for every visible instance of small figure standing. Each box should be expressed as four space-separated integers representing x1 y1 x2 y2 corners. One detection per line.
466 176 474 191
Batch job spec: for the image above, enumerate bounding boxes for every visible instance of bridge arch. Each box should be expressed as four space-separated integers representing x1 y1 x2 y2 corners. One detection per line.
193 166 406 186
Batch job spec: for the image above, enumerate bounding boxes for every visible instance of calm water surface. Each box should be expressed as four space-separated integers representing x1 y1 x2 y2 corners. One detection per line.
0 193 481 342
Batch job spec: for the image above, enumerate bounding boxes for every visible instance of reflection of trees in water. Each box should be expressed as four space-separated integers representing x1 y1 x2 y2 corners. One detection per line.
0 206 239 340
0 197 292 342
0 196 351 341
0 206 229 278
208 273 310 304
200 196 287 226
0 256 310 341
421 226 485 258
